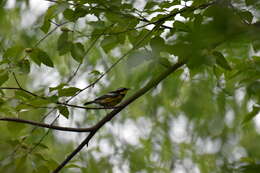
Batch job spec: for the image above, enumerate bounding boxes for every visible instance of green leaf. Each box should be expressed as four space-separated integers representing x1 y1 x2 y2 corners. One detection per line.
65 164 82 169
100 36 117 53
150 36 166 55
127 50 152 69
64 6 89 22
212 51 232 70
17 59 30 74
49 83 67 92
157 57 171 68
245 0 257 6
0 98 5 107
47 95 59 103
6 121 26 136
252 40 260 52
3 45 24 60
239 10 253 24
58 106 69 119
173 21 190 32
57 32 72 55
74 6 89 18
29 48 54 67
247 81 260 96
15 90 33 100
63 9 76 21
71 42 85 63
40 19 51 33
90 70 101 76
242 106 260 125
40 5 57 33
28 99 53 106
193 14 203 29
0 72 9 86
58 87 81 97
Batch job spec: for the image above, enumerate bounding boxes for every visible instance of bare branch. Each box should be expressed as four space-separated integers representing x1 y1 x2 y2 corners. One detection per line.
0 117 94 132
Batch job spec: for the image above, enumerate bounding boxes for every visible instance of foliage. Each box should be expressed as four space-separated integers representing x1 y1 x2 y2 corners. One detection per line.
0 0 260 172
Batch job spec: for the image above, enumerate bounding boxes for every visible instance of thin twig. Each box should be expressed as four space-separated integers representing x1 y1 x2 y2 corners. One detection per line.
34 21 69 47
66 25 107 84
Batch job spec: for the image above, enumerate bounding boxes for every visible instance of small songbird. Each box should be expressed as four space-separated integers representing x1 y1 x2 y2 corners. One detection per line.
84 88 130 107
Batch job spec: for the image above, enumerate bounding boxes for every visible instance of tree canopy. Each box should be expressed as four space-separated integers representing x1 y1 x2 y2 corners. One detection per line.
0 0 260 172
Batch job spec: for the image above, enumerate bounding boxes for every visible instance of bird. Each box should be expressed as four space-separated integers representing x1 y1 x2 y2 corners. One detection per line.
83 87 130 107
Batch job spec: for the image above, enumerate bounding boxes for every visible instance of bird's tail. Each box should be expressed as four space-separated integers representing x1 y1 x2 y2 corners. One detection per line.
83 101 95 105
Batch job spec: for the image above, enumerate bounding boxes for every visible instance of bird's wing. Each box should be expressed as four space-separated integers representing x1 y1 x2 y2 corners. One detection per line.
94 92 118 101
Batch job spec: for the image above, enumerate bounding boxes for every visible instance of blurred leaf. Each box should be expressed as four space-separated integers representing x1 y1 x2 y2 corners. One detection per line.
150 36 166 55
57 32 72 55
28 98 53 106
127 50 152 69
245 0 257 6
49 83 67 92
173 21 190 32
6 121 26 135
252 40 260 52
239 163 260 173
71 42 85 63
242 106 260 125
3 45 24 60
239 10 253 24
63 9 76 21
58 87 81 97
0 72 9 86
15 90 33 100
158 57 171 68
213 51 232 70
90 70 101 75
247 81 260 99
40 19 51 34
17 59 30 74
63 7 88 21
29 48 54 67
40 5 57 33
58 106 69 119
47 95 59 103
65 164 82 169
40 3 69 32
100 36 117 53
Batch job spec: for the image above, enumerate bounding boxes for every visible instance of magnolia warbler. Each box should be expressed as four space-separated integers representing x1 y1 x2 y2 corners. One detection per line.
84 87 130 107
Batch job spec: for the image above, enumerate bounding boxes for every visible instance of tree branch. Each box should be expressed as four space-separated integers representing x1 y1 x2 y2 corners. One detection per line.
53 60 185 173
0 117 94 132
